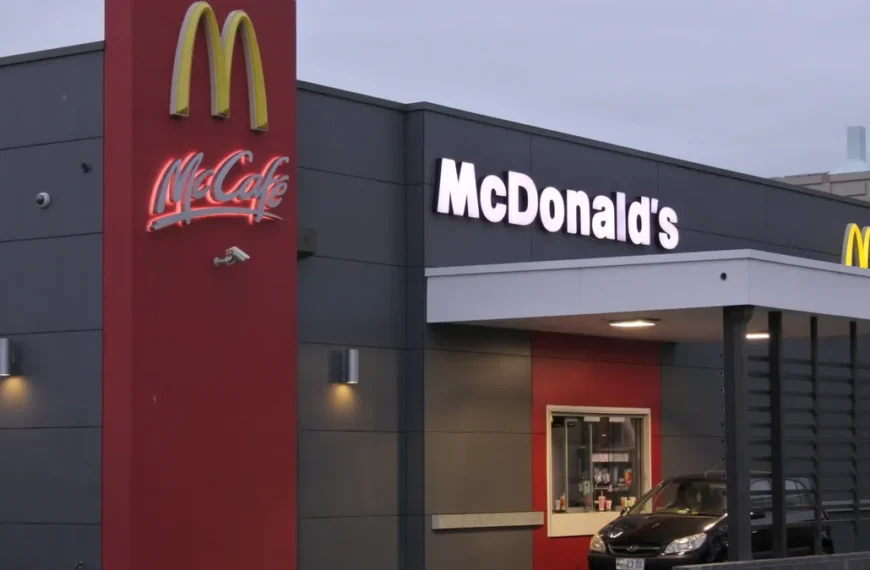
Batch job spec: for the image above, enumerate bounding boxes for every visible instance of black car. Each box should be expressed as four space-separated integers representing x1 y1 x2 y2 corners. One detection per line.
587 471 833 570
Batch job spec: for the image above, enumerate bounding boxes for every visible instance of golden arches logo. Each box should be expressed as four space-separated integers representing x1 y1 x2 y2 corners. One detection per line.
169 1 268 131
841 223 870 268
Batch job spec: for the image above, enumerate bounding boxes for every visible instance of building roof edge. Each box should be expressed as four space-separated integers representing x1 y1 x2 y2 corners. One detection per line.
0 41 105 68
9 44 866 212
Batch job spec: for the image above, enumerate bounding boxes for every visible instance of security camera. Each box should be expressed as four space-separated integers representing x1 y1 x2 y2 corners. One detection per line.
226 246 250 262
214 246 251 267
35 192 51 209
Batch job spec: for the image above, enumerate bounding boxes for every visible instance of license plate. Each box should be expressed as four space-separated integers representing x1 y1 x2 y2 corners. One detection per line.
616 559 644 570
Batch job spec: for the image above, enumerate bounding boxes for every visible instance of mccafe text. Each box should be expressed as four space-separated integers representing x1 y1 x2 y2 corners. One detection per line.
435 158 680 250
148 150 290 231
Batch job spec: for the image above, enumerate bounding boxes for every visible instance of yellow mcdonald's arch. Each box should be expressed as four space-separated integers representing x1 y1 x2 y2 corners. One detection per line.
169 1 269 131
841 223 870 268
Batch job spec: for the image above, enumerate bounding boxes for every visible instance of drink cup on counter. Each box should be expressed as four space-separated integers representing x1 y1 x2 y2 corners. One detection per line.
605 499 612 510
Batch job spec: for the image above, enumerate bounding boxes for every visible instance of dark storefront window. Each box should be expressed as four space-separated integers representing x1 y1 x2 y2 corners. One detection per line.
548 407 651 537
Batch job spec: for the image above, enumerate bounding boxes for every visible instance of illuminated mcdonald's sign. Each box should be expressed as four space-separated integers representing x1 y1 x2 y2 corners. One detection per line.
841 223 870 268
169 1 269 131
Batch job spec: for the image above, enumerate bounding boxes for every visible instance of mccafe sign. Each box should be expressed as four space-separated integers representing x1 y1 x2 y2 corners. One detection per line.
435 158 680 250
148 151 289 231
147 1 289 232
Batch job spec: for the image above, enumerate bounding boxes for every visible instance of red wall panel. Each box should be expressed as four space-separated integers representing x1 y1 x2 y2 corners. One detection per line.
103 1 297 569
531 333 662 570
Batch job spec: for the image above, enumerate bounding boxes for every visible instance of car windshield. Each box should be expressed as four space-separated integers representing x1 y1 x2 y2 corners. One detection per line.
628 478 727 516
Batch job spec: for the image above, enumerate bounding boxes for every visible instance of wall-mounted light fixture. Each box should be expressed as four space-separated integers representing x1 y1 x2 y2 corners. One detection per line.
340 348 359 384
746 332 770 341
0 338 15 376
608 318 658 329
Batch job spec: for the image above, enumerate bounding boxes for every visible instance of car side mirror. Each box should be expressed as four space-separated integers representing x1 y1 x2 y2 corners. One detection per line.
619 507 630 517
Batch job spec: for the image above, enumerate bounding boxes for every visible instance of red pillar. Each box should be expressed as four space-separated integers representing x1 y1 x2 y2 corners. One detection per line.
102 1 297 568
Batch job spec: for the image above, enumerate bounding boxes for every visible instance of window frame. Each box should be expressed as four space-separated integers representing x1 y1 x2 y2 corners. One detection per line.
545 405 653 538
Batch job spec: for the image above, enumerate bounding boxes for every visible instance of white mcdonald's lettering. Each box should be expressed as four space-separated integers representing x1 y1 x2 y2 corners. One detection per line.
147 150 289 231
434 158 680 250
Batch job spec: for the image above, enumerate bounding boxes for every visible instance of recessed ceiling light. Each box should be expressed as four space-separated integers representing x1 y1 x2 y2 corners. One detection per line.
746 332 770 340
609 319 657 329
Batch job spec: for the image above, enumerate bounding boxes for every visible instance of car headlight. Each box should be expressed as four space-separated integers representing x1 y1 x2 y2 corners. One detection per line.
664 533 707 554
589 533 606 553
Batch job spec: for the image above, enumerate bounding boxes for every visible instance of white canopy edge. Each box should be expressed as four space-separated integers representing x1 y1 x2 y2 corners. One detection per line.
425 249 870 324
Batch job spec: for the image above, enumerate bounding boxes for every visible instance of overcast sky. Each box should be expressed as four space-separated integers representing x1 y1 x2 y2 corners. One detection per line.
3 0 868 178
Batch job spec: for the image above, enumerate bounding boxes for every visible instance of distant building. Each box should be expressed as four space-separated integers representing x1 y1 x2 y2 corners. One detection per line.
775 125 870 200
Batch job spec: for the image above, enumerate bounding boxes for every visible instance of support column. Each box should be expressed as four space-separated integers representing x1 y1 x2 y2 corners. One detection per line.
723 305 754 561
850 321 861 544
103 1 298 569
810 317 822 554
769 311 786 558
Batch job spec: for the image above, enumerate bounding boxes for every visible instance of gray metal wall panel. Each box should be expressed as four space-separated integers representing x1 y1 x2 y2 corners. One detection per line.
531 226 659 263
0 331 101 429
406 185 426 268
671 228 839 263
406 516 426 570
297 90 404 183
0 51 102 149
405 112 426 187
425 323 531 356
0 47 105 569
421 112 532 187
0 523 100 570
299 516 403 570
424 350 531 434
298 343 402 432
0 139 102 242
0 234 102 335
661 342 726 479
660 366 724 438
661 435 724 479
298 168 405 266
297 89 409 570
404 348 425 435
298 431 402 518
764 186 870 256
406 432 425 515
424 523 533 570
532 225 835 263
0 427 100 524
529 135 659 199
406 267 426 349
423 181 533 267
297 257 404 348
425 432 531 515
657 165 767 242
661 342 723 369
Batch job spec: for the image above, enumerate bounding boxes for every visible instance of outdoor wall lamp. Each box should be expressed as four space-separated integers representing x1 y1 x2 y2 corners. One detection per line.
746 332 770 340
0 338 15 377
609 318 657 329
339 348 359 384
